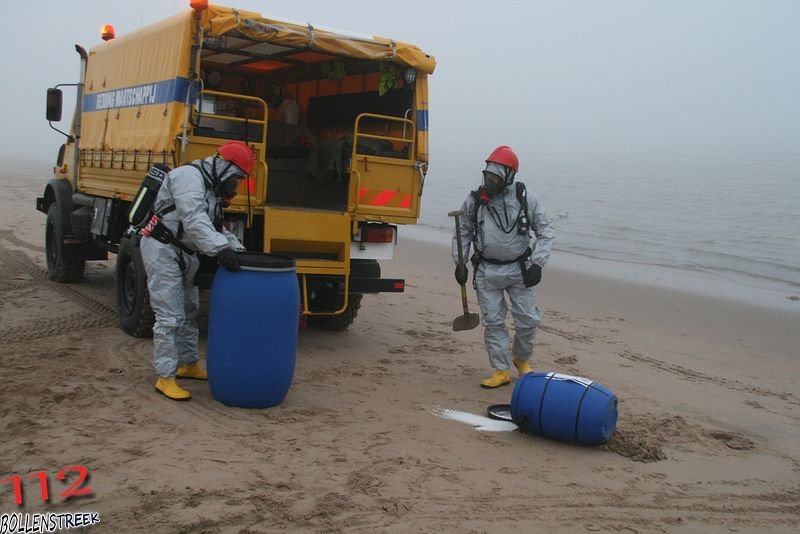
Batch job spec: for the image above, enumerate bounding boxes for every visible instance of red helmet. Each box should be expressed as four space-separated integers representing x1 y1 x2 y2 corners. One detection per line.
217 141 255 176
486 145 519 173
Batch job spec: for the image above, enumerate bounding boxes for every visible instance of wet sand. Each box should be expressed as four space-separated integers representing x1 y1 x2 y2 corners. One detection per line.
1 165 799 532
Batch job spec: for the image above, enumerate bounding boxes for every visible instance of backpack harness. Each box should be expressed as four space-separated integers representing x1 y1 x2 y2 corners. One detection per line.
468 181 533 282
140 162 224 256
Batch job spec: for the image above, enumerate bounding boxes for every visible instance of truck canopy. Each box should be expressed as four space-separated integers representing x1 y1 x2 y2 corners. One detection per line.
81 7 435 154
204 6 436 75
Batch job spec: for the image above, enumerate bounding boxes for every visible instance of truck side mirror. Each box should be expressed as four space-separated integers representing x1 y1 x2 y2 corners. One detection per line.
46 88 63 122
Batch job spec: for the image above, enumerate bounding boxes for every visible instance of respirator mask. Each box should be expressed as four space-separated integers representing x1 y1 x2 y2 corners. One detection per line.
482 171 504 196
481 162 514 197
219 176 241 199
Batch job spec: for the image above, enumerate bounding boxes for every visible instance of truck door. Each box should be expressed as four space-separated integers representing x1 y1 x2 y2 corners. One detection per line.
349 113 422 223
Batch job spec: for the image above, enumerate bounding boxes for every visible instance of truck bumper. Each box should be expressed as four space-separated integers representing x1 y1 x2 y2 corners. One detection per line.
348 277 405 294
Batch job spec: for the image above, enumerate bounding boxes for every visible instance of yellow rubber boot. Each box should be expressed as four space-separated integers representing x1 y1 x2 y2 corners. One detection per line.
176 362 208 380
480 369 511 389
513 358 533 376
155 378 191 401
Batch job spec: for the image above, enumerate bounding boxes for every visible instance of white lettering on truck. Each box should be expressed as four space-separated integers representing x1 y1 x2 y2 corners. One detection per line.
94 83 158 110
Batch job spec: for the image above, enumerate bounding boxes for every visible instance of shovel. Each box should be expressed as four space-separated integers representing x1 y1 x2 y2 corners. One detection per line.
448 209 481 332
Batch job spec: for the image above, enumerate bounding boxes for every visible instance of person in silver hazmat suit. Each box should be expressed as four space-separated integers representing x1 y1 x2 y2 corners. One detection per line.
140 141 255 400
452 145 556 388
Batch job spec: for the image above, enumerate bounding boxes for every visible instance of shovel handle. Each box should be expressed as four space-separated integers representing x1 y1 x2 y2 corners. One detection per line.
450 210 466 266
450 209 471 316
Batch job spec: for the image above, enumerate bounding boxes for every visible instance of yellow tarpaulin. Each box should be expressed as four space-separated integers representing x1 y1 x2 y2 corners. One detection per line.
80 6 435 154
82 12 194 153
203 6 436 75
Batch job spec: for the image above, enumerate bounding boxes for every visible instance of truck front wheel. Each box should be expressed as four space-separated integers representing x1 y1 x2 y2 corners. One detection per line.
115 236 154 338
45 204 85 283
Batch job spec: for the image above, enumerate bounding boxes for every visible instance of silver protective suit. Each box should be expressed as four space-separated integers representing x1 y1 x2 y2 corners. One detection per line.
141 156 245 378
452 182 555 370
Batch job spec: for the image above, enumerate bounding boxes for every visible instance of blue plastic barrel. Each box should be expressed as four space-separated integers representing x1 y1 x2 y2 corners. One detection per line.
207 253 299 408
510 372 618 444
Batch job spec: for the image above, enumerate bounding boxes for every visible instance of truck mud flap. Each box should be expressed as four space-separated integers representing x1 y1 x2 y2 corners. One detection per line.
63 240 109 261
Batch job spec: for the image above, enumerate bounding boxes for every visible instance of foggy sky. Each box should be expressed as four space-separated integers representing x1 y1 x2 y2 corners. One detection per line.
3 0 798 163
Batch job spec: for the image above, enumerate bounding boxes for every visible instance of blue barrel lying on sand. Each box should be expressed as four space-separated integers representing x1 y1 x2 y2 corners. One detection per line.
510 372 618 444
207 253 299 408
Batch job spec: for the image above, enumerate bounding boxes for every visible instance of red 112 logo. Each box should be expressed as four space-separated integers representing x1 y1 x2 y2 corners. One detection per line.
1 466 93 506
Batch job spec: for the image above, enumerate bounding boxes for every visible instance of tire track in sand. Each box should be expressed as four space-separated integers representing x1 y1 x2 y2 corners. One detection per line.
336 486 800 532
0 243 115 342
0 312 110 344
539 324 594 343
618 349 799 406
0 230 45 253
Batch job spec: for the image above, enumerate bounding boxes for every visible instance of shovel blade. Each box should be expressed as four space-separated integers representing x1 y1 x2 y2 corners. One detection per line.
453 312 480 332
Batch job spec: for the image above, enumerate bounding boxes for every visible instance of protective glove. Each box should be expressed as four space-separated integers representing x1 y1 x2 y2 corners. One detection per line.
454 262 469 285
217 248 241 272
524 264 542 287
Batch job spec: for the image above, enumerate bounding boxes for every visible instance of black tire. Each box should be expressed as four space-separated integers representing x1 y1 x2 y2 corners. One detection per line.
307 294 362 331
45 203 85 283
115 236 154 338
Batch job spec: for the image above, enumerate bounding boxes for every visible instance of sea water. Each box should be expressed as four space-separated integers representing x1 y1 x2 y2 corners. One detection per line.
409 149 800 311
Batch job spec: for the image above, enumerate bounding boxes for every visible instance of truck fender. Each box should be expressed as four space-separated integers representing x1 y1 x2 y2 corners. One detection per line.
38 178 74 235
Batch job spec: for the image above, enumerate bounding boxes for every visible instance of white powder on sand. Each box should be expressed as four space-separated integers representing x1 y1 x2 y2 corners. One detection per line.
429 406 518 432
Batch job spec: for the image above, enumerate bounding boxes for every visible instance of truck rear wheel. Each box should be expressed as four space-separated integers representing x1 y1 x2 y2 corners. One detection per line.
45 204 85 283
307 294 362 331
116 236 154 338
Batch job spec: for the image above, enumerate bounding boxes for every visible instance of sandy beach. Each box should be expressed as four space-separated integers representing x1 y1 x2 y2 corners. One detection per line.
1 165 799 533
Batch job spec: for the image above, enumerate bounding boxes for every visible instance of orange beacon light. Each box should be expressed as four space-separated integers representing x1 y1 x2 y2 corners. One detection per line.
100 24 116 41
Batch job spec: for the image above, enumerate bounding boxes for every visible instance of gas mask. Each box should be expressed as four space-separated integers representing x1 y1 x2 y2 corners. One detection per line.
482 171 505 196
218 176 241 201
481 162 515 197
207 155 244 199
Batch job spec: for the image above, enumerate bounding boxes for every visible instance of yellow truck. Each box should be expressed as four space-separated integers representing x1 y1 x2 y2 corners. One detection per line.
39 3 435 335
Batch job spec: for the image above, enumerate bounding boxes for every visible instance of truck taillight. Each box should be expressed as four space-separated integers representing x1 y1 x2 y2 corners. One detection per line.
363 227 394 243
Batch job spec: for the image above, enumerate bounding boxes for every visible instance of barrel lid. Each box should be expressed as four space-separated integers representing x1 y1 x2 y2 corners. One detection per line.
487 404 513 422
237 252 296 270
